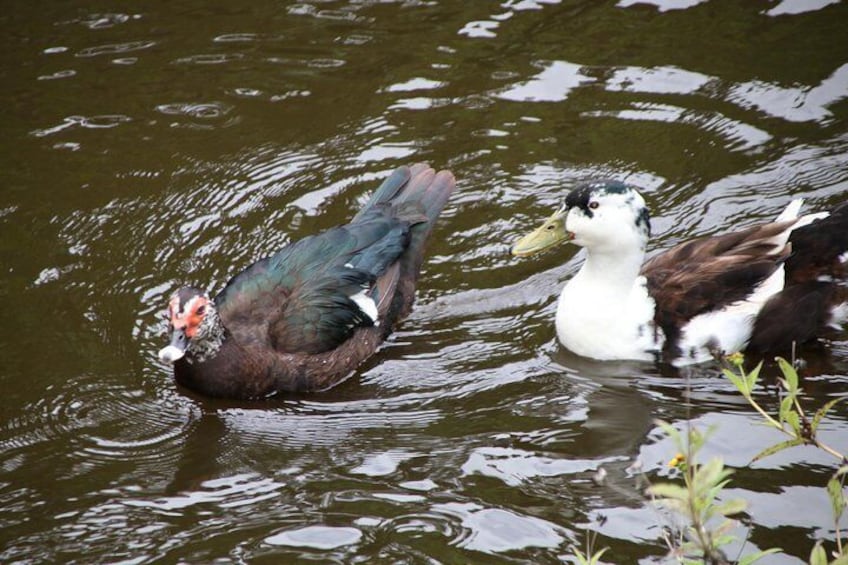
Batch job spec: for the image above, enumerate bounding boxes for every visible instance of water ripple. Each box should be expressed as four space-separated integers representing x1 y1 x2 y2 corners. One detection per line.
432 502 570 553
173 53 245 65
306 58 346 69
265 525 363 549
495 61 595 102
76 40 155 58
30 114 132 137
461 446 624 487
728 63 848 123
69 13 137 29
155 102 233 119
0 374 193 478
37 69 76 81
125 472 284 511
213 33 279 43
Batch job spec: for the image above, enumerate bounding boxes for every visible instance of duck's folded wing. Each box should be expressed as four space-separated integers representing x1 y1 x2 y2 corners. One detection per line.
642 221 793 342
216 218 411 354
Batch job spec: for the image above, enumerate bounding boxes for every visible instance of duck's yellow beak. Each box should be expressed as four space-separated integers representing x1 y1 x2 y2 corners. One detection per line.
511 207 572 257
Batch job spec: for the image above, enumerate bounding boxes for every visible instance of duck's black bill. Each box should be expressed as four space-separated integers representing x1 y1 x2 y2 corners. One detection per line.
158 328 188 363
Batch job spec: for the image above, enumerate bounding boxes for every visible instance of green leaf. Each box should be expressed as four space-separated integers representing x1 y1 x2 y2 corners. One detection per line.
570 546 588 565
589 547 609 565
747 361 763 390
751 438 804 463
776 357 798 392
738 547 782 565
722 369 751 398
716 497 747 516
836 465 848 478
698 457 726 490
786 410 801 435
706 479 734 510
809 542 827 565
688 426 707 454
655 419 683 449
712 533 736 548
647 482 689 501
811 397 846 434
827 476 846 521
779 394 795 426
712 519 736 538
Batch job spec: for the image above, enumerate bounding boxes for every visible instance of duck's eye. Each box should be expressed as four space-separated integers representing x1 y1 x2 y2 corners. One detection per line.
589 201 599 210
546 224 555 231
196 306 206 316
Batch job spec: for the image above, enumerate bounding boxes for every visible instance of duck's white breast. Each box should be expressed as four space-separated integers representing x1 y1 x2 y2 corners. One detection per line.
555 275 662 361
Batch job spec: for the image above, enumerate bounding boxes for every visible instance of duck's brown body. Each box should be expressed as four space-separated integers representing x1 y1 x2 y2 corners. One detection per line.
160 164 455 399
172 324 385 397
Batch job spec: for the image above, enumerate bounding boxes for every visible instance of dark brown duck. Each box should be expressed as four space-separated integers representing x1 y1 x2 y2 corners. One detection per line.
158 164 455 399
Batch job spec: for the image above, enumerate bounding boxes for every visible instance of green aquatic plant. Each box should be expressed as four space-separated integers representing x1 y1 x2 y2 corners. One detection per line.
567 353 847 564
722 353 845 462
648 420 779 565
723 354 848 564
570 546 609 565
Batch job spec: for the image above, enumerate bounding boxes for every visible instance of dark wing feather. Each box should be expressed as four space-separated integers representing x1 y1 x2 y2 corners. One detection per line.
747 282 835 354
747 202 848 353
785 201 848 284
642 221 794 354
213 163 454 357
216 217 411 354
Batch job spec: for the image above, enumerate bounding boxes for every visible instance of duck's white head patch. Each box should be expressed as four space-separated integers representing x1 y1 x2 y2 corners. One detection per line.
563 180 650 252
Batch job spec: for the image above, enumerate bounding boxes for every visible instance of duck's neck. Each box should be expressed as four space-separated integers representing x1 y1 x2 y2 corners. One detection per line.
186 309 227 364
573 245 646 296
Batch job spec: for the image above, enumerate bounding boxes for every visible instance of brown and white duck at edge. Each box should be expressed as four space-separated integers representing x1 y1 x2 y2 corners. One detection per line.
512 180 848 365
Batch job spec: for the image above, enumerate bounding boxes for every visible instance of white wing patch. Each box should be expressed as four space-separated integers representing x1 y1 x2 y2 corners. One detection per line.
675 263 787 365
350 288 379 325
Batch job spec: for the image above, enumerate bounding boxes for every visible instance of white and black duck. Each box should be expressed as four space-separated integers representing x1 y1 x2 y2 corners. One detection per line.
512 180 848 365
158 164 455 399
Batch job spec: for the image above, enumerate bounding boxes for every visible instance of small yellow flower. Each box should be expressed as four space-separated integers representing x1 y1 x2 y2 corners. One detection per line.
668 453 686 468
725 352 745 367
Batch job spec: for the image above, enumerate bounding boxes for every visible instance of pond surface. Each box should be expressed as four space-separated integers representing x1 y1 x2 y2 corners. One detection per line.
2 1 848 563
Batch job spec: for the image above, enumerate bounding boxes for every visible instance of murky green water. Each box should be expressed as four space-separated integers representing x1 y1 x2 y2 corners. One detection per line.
2 1 848 562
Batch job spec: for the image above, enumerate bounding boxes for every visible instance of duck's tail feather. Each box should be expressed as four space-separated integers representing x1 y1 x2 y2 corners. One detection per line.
402 165 456 227
350 163 455 323
354 165 412 223
393 164 455 275
355 163 455 227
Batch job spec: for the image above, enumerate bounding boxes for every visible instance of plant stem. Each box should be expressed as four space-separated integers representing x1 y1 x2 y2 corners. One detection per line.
742 392 785 432
815 441 847 463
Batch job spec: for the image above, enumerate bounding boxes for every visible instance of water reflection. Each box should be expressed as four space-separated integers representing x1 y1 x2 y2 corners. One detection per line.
265 525 363 549
433 502 568 552
729 63 848 123
496 61 594 102
2 0 848 563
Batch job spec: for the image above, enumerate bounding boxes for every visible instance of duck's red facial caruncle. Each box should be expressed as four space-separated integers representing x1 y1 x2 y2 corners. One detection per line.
168 293 208 339
159 289 209 364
